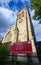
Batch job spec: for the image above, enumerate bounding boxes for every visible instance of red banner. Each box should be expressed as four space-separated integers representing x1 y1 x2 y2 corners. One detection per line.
10 41 32 54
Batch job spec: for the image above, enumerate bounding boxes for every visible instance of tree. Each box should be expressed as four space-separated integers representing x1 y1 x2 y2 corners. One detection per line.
0 44 9 64
30 0 41 23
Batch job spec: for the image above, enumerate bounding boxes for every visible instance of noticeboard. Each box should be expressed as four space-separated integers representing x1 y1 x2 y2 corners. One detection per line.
10 41 32 54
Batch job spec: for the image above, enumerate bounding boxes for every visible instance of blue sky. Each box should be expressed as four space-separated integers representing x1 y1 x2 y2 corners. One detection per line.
0 0 41 42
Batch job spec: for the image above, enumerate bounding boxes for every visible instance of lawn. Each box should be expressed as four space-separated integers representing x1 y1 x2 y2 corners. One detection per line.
0 60 38 65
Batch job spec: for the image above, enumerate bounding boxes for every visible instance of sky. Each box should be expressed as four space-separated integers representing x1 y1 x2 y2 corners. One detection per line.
0 0 41 42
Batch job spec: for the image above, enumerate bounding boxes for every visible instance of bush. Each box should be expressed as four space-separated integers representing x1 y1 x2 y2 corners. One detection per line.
0 44 9 65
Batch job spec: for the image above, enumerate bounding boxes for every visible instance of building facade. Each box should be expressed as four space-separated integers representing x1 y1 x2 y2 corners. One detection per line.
2 6 39 63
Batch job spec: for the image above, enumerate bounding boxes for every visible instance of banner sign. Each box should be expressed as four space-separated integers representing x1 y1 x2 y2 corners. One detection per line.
10 41 32 54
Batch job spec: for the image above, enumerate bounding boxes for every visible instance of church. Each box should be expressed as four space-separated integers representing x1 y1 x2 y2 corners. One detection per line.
2 6 39 63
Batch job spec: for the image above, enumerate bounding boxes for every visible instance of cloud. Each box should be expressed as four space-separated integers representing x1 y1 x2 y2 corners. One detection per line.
0 32 4 39
0 0 30 11
16 0 24 10
20 0 29 2
0 0 41 42
8 1 17 11
35 24 41 41
0 0 30 40
0 7 17 39
30 10 41 41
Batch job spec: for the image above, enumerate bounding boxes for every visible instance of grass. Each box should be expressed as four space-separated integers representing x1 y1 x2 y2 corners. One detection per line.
0 60 38 65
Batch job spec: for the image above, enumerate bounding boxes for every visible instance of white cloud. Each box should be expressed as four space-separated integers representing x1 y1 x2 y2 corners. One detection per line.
0 0 18 7
0 7 17 39
0 0 9 7
0 32 4 39
0 0 15 9
30 10 34 18
0 0 41 41
0 0 29 7
20 0 29 2
35 24 41 41
30 10 41 41
0 0 11 4
0 7 17 24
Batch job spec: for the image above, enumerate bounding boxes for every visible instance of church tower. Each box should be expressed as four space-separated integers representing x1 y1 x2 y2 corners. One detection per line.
16 6 39 63
16 6 36 53
2 5 39 63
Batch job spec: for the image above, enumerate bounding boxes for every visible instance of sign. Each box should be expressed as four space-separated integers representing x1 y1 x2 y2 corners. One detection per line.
10 41 32 54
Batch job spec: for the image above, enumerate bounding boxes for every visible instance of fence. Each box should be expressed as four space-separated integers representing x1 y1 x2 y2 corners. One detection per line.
6 54 41 64
0 54 41 65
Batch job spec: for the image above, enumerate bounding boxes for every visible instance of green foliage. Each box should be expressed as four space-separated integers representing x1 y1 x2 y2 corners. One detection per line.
2 60 38 65
0 44 9 61
30 0 41 22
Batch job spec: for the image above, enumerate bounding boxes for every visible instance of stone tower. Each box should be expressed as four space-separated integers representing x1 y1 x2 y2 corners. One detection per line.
16 6 39 63
2 6 39 63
